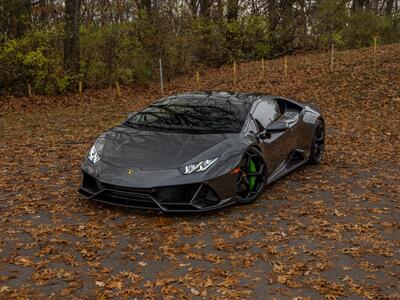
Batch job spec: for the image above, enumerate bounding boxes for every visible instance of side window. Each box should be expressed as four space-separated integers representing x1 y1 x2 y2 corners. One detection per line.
246 118 257 133
253 100 281 130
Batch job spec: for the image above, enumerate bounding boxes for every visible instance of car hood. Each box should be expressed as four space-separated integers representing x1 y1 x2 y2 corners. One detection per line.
97 126 240 170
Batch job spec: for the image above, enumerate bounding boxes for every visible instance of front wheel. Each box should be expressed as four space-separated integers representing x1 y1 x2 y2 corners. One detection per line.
236 148 266 204
309 119 325 164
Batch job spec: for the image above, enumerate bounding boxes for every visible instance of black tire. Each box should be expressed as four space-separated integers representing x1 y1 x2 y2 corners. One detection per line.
236 148 267 204
309 119 325 165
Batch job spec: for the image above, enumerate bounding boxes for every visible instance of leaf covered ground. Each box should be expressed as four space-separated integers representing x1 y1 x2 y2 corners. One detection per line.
0 45 399 299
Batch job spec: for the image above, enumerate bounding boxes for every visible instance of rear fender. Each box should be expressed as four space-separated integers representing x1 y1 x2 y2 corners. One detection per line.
301 109 323 158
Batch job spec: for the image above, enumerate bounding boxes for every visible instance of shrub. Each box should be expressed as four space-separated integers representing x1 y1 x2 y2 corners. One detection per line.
314 0 347 48
0 28 66 95
1 7 399 95
342 11 398 48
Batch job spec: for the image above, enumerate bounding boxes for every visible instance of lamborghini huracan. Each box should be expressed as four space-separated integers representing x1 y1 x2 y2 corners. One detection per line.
79 91 325 212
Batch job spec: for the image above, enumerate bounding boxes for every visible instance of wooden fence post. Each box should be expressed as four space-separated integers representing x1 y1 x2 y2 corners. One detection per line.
27 84 32 97
233 61 237 89
284 56 288 77
261 58 265 81
373 36 377 69
195 71 200 90
330 42 334 73
159 58 164 97
115 82 121 98
78 81 82 94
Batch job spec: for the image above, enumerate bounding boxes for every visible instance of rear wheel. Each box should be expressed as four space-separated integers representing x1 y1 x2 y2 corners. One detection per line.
236 148 266 204
309 119 325 164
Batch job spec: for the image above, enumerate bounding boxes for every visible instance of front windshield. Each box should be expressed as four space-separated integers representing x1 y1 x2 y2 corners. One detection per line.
124 95 251 133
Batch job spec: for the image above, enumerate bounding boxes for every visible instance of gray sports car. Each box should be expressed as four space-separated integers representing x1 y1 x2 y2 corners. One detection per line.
79 91 325 212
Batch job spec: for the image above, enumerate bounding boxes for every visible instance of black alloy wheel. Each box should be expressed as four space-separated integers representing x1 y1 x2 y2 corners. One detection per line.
309 119 325 164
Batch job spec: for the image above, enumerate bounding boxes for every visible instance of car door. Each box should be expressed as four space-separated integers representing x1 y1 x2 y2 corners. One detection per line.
274 97 302 160
252 99 292 174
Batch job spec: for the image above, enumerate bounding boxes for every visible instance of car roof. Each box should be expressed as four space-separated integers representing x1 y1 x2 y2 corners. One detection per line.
159 91 274 105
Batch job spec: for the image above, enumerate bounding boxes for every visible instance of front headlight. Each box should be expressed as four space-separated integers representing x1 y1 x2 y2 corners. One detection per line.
88 145 100 164
87 135 107 164
179 157 220 174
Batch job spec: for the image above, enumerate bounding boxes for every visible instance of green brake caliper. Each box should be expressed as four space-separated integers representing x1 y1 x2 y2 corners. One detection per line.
247 159 257 191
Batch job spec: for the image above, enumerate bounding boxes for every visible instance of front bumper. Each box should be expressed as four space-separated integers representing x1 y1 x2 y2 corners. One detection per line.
79 171 237 212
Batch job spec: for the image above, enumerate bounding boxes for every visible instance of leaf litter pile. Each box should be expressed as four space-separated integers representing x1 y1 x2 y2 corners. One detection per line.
0 45 399 299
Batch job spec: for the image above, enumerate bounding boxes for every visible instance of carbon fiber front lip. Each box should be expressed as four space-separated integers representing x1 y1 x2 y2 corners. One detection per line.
78 186 237 213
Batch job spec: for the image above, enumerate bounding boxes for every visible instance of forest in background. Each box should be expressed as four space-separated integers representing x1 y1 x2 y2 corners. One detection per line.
0 0 399 95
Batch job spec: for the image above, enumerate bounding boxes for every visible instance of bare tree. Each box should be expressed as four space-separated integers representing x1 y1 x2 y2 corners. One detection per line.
0 0 32 38
227 0 239 21
385 0 394 15
199 0 212 17
64 0 81 75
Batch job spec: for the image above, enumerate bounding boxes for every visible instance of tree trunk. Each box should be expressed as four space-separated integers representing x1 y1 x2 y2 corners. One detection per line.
385 0 394 16
351 0 365 11
216 0 224 21
227 0 239 21
64 0 81 75
186 0 199 16
138 0 152 12
199 0 211 18
1 0 32 38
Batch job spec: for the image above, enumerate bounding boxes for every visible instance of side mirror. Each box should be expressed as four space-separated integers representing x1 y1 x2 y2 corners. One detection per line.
251 119 269 140
257 130 268 140
266 121 289 133
127 112 136 119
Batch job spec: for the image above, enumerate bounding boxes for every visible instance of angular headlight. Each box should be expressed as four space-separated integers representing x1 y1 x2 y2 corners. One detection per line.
88 145 100 164
179 157 220 174
87 135 107 164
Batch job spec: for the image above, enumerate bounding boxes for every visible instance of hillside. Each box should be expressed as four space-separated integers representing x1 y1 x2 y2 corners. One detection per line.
0 45 399 299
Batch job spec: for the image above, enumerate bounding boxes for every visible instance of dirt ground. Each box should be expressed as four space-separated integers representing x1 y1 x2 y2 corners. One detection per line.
0 45 399 299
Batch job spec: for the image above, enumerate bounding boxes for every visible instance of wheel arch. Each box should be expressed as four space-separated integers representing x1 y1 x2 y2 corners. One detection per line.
235 146 268 204
245 145 268 180
308 117 325 165
250 144 262 153
316 116 325 126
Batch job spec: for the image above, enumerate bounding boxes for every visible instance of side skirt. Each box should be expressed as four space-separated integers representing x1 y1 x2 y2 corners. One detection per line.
266 151 309 185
